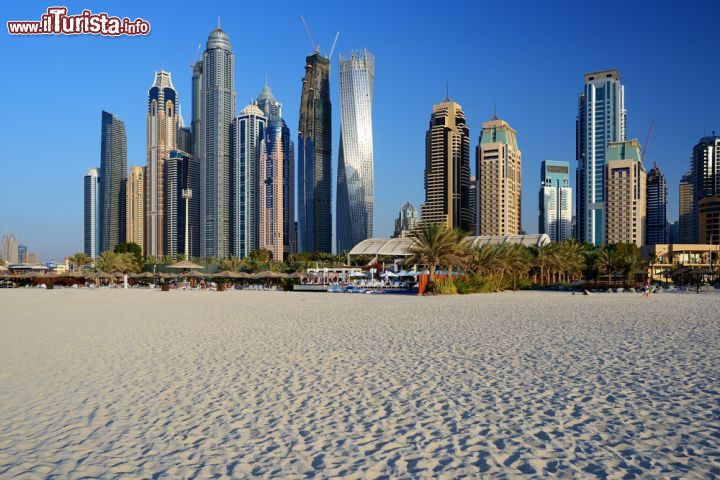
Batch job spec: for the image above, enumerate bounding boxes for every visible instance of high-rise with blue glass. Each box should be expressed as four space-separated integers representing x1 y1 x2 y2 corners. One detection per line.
336 49 375 253
576 69 626 245
99 110 127 254
646 164 668 246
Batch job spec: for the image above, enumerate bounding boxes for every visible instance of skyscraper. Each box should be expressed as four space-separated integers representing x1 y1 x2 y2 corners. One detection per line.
538 160 572 242
259 115 295 260
1 233 19 264
99 110 127 253
257 84 282 119
477 116 522 236
177 121 193 155
191 60 203 162
145 70 178 258
698 195 720 245
126 165 144 250
231 104 266 258
393 202 419 238
691 135 720 243
298 52 332 253
605 139 646 246
164 150 200 258
84 168 100 258
200 28 236 258
421 99 472 231
337 49 375 253
679 171 695 243
17 244 27 263
576 69 626 245
646 164 668 246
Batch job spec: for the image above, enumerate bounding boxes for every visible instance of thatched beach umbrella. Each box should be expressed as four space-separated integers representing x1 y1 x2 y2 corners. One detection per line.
167 260 204 270
186 270 206 277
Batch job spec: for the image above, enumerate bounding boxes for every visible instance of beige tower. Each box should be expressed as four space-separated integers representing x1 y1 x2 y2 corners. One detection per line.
145 70 178 258
476 116 522 236
126 166 144 250
605 139 646 246
421 99 472 231
679 172 694 243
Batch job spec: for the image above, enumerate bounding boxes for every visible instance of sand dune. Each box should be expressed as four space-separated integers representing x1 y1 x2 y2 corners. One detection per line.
0 290 718 478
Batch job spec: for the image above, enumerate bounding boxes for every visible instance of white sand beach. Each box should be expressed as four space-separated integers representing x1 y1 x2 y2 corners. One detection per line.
0 289 718 478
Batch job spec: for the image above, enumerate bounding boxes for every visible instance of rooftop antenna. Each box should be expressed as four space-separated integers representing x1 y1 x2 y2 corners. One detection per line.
300 16 319 53
328 31 340 59
218 16 221 29
265 72 268 87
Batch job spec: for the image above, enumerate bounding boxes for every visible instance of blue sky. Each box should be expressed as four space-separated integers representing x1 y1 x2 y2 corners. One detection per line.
1 0 718 261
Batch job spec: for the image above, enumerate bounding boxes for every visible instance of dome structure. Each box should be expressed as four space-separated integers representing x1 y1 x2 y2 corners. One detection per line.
207 28 231 50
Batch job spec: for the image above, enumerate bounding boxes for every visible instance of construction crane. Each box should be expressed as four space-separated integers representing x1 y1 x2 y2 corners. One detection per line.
642 120 656 169
300 16 319 53
329 31 340 59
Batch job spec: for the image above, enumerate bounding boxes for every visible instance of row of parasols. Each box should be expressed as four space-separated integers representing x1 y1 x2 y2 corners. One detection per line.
0 270 301 280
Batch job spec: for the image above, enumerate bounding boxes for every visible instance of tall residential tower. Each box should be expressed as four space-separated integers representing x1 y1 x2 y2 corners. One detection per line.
605 139 646 246
646 164 668 246
83 168 100 258
421 98 472 231
538 160 572 242
99 110 127 253
336 49 375 252
200 28 236 258
576 69 626 245
476 116 522 236
126 165 144 250
298 52 332 253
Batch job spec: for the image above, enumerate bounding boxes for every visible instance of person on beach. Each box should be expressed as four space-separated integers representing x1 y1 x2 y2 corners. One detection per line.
642 277 651 298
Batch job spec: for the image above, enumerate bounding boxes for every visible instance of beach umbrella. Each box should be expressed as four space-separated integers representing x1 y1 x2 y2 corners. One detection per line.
166 260 204 270
349 271 367 278
252 270 286 279
132 271 154 279
186 270 206 277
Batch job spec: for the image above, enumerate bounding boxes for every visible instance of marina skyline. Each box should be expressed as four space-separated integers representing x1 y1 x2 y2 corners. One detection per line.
1 2 718 260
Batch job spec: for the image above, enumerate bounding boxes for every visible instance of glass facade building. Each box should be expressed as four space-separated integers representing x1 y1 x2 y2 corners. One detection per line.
231 104 266 258
646 165 668 246
539 160 572 242
84 168 100 258
99 110 127 254
576 69 626 245
336 50 375 253
164 150 200 258
298 53 332 253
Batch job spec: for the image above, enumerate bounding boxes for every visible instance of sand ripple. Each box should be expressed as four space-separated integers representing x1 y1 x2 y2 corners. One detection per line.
0 290 718 478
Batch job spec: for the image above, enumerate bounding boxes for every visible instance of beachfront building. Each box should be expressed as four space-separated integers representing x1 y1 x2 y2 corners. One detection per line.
145 70 178 258
576 69 626 246
646 164 668 246
477 116 522 236
298 52 332 253
421 98 472 231
337 49 375 253
538 160 572 242
127 165 144 251
259 115 295 261
201 28 236 258
698 195 720 245
646 243 720 282
164 150 201 258
17 245 27 263
99 110 127 253
1 233 19 264
231 104 267 258
393 202 419 238
605 139 646 246
83 168 100 258
679 171 695 243
349 234 551 262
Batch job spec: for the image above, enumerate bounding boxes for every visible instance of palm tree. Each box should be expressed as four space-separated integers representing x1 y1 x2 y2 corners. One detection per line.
595 249 614 285
506 244 532 291
407 223 469 282
96 251 117 273
533 244 552 285
115 252 140 274
70 252 92 272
